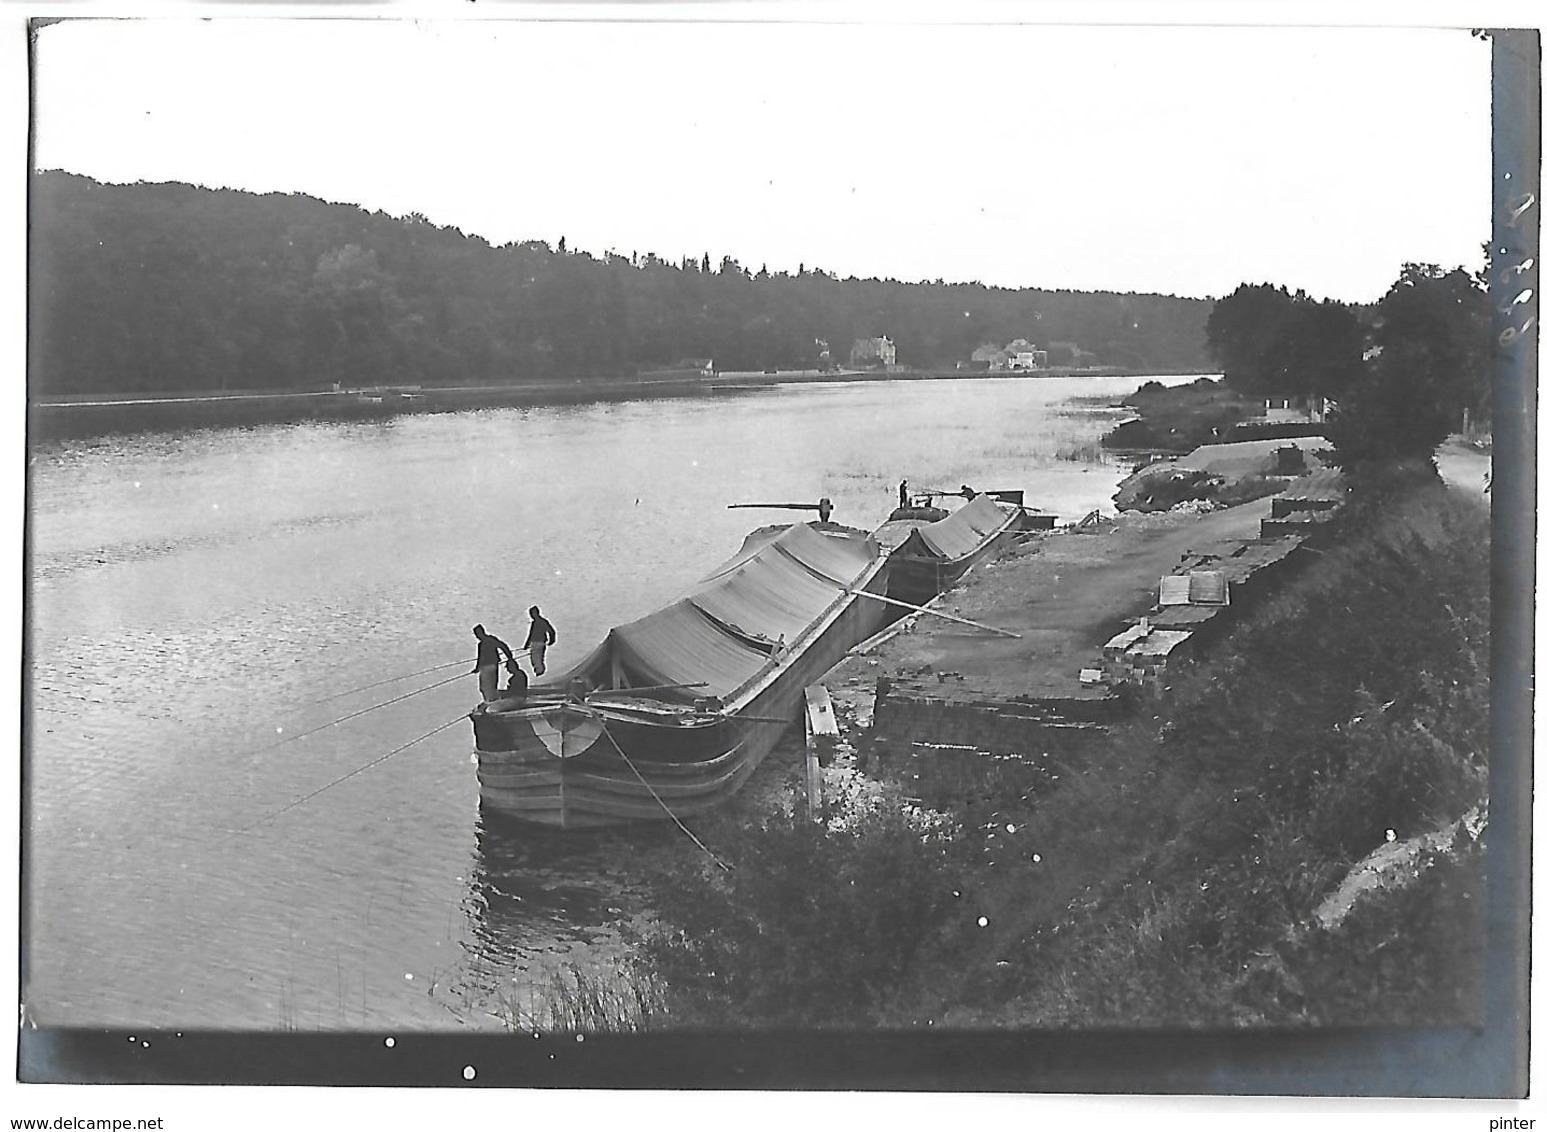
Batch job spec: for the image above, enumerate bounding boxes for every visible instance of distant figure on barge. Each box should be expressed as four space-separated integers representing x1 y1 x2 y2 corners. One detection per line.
501 659 528 700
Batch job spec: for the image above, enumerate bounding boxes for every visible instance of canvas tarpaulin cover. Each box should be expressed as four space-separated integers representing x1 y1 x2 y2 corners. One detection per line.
593 524 878 700
895 495 1009 561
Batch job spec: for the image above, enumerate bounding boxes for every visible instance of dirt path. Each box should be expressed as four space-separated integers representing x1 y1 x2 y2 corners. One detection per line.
830 495 1276 708
1436 438 1491 497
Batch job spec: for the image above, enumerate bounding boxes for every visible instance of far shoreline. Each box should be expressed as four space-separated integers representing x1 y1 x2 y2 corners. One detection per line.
28 367 1219 441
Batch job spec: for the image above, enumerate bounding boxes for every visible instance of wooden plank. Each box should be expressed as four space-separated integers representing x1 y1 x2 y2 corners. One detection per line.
1188 571 1229 605
804 685 836 820
804 684 839 740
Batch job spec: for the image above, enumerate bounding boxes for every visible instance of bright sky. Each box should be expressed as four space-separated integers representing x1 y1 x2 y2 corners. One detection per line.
29 16 1495 300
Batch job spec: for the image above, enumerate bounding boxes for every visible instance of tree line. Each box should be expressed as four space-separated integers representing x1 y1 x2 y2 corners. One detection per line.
29 171 1214 397
1205 266 1491 465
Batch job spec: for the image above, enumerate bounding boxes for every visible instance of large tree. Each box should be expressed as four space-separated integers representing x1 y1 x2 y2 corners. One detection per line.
1204 283 1299 395
1206 284 1365 402
1325 264 1490 465
1265 297 1366 400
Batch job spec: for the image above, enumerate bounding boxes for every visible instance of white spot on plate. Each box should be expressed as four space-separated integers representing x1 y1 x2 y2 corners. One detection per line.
462 1065 476 1080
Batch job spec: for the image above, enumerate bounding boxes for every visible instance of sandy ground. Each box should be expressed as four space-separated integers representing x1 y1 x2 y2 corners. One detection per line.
825 494 1277 716
824 439 1486 729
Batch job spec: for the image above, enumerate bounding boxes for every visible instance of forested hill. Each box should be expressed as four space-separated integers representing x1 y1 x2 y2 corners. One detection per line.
29 171 1214 396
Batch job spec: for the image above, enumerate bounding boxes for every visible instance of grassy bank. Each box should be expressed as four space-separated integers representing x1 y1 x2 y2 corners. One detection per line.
1102 376 1257 453
639 475 1489 1029
949 475 1488 1028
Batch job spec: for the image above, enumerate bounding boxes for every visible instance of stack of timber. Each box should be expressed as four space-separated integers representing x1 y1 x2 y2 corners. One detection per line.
1095 529 1310 687
1100 620 1195 687
1260 468 1347 537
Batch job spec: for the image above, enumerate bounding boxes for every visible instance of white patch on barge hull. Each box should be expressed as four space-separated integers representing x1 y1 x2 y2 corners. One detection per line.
528 712 604 757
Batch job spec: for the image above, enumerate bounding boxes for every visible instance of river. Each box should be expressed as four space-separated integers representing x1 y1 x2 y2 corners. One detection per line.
24 373 1196 1032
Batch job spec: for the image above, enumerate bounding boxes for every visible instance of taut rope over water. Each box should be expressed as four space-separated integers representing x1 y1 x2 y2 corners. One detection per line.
307 648 533 706
306 656 474 705
246 667 471 760
238 712 467 833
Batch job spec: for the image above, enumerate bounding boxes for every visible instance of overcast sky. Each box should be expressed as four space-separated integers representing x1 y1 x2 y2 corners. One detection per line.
30 16 1492 302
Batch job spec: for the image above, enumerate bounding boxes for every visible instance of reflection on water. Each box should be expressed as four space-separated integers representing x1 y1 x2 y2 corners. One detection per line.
465 809 645 962
24 374 1197 1031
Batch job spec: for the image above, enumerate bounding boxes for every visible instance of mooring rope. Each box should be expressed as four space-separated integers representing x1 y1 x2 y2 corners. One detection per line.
238 712 468 833
308 648 533 706
306 656 473 705
597 718 732 872
246 667 471 760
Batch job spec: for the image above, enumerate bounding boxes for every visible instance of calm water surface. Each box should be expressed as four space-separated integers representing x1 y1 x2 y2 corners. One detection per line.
25 374 1191 1031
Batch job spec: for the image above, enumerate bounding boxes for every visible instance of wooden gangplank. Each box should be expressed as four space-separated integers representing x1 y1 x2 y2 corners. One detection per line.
803 685 840 818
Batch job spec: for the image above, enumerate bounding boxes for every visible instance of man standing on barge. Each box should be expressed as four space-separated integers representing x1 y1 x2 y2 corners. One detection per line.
525 606 557 677
471 624 516 703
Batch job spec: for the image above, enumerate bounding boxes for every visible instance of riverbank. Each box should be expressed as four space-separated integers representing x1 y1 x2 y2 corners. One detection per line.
645 470 1491 1033
29 366 1215 440
1100 374 1323 455
904 476 1489 1030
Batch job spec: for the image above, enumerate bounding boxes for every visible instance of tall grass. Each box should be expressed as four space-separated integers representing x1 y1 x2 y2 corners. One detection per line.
1054 440 1106 463
490 960 667 1033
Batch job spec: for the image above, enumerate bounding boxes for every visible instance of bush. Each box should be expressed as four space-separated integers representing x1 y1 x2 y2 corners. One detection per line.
949 480 1490 1028
638 779 965 1028
1277 833 1487 1026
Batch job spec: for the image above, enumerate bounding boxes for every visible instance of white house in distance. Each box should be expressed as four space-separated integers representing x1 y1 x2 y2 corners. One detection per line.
850 336 897 369
964 339 1048 371
1004 338 1049 370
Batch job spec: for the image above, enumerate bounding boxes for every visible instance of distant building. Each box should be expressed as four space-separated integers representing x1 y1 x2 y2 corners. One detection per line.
1262 395 1332 424
1004 338 1049 370
850 336 897 369
967 344 1010 371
